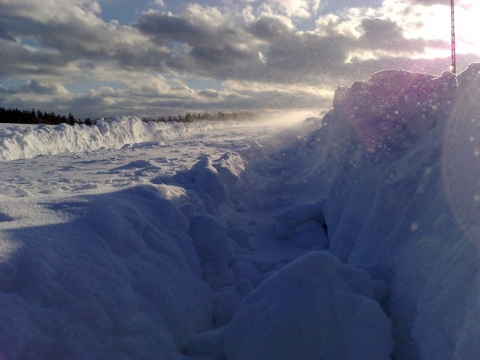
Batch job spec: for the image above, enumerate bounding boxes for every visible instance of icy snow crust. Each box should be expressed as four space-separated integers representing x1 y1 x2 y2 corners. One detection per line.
0 64 479 359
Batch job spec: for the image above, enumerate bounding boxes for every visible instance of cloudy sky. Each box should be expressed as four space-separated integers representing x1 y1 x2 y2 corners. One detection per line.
0 0 479 118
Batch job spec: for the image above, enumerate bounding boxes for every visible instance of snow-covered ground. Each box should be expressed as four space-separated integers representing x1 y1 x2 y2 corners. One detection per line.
0 65 479 359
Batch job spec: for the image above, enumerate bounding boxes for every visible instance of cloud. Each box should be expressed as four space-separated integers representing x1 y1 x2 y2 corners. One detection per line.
0 0 473 117
0 25 16 42
0 40 70 79
404 0 446 4
135 8 347 86
198 89 220 98
358 17 426 53
0 0 167 78
18 79 70 96
251 0 325 19
248 15 296 42
135 5 240 49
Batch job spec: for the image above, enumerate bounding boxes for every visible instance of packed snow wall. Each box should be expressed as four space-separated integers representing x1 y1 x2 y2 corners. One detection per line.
293 64 480 359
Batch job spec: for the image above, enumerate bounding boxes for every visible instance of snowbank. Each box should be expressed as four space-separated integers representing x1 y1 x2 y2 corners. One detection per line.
0 117 252 161
0 185 213 359
281 64 480 359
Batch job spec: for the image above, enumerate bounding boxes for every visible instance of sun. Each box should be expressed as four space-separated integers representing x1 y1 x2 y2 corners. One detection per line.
454 0 480 55
400 0 480 59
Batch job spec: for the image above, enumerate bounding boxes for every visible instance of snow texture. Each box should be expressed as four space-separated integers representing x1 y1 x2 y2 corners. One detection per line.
0 117 258 161
1 65 480 359
220 251 393 360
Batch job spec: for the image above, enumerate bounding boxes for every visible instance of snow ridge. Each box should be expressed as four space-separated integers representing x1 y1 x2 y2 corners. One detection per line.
0 117 243 161
302 64 480 359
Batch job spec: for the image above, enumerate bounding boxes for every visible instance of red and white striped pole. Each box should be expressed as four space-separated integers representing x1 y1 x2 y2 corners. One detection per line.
451 0 456 74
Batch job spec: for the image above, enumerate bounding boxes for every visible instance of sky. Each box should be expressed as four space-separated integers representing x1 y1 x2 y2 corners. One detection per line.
0 0 479 118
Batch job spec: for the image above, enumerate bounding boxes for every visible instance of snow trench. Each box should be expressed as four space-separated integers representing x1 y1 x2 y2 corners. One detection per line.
0 64 479 359
181 64 480 359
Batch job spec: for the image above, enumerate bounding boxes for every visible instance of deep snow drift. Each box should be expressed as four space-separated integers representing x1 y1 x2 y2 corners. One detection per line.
0 64 479 359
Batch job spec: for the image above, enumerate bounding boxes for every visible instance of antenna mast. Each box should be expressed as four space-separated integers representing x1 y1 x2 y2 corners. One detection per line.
451 0 456 74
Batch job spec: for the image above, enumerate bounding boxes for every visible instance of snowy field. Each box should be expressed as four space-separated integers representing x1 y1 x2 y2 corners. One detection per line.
0 65 479 359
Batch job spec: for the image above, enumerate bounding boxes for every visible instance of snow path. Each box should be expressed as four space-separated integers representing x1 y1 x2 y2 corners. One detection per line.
3 113 361 359
1 65 480 359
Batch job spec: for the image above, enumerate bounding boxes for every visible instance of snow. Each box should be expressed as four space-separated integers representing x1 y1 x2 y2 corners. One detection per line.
219 252 393 360
0 117 275 162
0 65 479 359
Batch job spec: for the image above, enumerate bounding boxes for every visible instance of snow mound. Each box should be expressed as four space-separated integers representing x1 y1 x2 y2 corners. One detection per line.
0 184 213 359
187 252 392 359
223 252 392 360
296 64 480 359
333 69 456 152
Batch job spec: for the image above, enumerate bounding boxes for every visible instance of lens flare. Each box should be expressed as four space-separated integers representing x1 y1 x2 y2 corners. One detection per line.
442 70 480 245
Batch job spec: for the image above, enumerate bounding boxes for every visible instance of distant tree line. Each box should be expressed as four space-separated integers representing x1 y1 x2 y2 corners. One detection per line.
0 107 96 126
143 111 255 123
0 107 255 126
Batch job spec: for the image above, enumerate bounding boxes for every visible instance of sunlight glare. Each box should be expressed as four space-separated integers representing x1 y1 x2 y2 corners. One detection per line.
454 0 480 55
402 0 480 57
